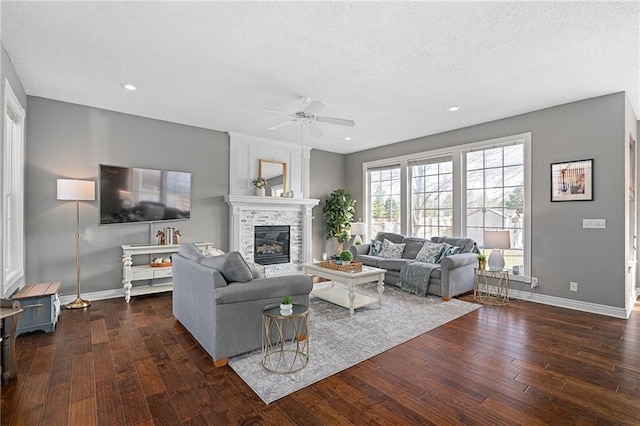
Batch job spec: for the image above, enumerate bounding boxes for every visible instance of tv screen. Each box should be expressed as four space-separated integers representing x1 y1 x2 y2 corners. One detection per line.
99 164 191 225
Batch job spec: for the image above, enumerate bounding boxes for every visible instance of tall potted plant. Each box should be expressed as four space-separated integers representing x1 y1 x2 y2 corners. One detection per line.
323 188 356 254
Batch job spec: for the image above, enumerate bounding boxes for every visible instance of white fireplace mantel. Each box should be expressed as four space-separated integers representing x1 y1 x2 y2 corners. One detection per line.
224 195 320 272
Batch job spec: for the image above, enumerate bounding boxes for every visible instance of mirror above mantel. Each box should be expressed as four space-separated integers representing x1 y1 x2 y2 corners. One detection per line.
259 159 288 197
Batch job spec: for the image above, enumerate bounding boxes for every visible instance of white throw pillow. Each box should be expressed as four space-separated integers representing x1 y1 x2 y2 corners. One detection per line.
378 238 406 259
415 241 445 263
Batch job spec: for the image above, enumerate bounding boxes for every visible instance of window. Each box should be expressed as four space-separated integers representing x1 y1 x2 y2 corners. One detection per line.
409 156 453 239
3 79 25 295
367 164 401 236
465 143 524 271
364 133 530 277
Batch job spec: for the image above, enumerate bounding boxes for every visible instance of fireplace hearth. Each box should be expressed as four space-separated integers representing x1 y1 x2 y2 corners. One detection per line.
254 225 290 265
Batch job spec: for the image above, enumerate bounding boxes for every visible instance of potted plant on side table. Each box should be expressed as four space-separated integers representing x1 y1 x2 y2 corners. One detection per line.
477 254 487 270
280 295 293 313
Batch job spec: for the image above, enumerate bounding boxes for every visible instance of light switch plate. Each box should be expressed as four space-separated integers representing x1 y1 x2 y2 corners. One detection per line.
583 219 606 229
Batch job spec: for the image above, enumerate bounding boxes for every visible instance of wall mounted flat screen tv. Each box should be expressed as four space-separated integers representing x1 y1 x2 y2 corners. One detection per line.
99 164 191 225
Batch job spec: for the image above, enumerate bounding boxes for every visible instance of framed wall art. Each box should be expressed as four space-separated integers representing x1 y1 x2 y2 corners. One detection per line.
550 159 593 202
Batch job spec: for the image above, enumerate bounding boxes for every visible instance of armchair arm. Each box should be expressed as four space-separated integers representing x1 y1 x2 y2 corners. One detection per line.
439 253 477 299
349 243 371 260
216 275 313 305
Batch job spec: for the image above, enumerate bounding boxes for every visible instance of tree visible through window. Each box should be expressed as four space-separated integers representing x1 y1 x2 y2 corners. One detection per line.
368 165 401 236
410 156 453 239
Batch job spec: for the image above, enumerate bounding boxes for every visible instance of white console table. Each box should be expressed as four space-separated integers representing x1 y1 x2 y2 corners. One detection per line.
121 242 212 303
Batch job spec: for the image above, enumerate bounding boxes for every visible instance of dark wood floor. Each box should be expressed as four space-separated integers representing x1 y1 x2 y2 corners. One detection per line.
1 291 639 425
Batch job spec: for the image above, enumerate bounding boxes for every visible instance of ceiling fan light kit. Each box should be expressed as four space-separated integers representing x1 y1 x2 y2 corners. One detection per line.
263 96 355 137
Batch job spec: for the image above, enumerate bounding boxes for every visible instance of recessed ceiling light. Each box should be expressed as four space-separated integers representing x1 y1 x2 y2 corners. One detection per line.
121 83 137 91
345 137 351 141
448 106 460 112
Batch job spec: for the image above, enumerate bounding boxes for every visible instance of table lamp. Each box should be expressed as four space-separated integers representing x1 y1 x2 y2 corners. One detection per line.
483 230 510 270
57 179 95 309
350 222 366 246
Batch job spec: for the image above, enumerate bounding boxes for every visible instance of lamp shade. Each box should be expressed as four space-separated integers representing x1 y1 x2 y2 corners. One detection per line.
57 179 95 201
483 230 510 249
350 222 366 236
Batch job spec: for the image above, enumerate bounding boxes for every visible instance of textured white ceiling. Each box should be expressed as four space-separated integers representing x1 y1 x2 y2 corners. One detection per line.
2 1 639 154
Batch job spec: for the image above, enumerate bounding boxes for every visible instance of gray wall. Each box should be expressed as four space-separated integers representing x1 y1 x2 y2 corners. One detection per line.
309 149 346 260
25 97 230 298
345 92 630 309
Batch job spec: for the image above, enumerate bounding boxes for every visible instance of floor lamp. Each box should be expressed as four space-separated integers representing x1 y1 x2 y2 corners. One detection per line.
57 179 95 309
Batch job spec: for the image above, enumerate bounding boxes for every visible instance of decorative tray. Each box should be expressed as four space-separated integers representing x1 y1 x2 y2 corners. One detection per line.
319 261 363 272
150 262 172 268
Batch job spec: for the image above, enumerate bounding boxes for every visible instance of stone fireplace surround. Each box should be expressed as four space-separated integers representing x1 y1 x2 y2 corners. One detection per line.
223 196 319 276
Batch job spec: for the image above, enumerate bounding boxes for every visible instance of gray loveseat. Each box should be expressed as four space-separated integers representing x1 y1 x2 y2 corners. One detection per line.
172 244 313 367
349 232 478 300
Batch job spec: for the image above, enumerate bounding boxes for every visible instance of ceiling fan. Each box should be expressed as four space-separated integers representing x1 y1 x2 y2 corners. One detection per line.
262 96 355 137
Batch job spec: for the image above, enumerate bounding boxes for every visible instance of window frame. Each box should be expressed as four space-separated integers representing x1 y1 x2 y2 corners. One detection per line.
362 132 532 279
3 78 26 297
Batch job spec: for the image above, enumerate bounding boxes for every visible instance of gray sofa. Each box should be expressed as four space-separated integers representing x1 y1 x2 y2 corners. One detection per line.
172 244 313 367
349 232 478 300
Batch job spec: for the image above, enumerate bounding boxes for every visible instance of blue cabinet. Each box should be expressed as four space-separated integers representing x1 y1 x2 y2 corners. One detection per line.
12 282 61 335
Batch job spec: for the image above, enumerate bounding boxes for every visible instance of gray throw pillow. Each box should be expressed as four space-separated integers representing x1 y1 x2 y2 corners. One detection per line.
178 243 205 262
402 238 427 259
369 239 384 256
378 238 406 259
200 252 254 283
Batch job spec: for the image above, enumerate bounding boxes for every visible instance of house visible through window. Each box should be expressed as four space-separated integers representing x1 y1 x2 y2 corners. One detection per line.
465 143 524 271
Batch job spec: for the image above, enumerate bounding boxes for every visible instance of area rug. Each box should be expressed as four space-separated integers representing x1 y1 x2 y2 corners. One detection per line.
228 282 480 404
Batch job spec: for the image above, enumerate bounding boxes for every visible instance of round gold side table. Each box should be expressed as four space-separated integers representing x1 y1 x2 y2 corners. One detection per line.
261 303 309 374
474 268 509 306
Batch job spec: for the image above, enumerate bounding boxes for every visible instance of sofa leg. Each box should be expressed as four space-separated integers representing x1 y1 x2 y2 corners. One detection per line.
213 358 228 368
442 297 451 302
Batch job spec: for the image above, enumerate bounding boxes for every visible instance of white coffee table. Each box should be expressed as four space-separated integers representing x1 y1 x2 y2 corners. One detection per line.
302 263 386 316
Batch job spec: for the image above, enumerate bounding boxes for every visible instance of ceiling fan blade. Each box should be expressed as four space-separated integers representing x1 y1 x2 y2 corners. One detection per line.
304 100 324 115
267 119 297 131
316 116 356 127
260 107 292 116
306 121 324 137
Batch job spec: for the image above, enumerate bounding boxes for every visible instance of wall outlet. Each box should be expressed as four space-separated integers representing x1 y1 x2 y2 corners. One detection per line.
583 219 606 229
570 281 578 292
531 277 538 288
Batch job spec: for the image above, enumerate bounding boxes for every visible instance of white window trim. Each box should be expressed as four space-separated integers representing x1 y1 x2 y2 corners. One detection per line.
3 78 26 297
362 132 532 279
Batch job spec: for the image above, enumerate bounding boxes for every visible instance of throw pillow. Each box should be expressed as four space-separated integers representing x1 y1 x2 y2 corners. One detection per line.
202 246 225 257
369 239 384 256
435 243 461 263
402 238 427 259
378 238 406 259
178 243 205 262
200 252 254 283
415 240 445 263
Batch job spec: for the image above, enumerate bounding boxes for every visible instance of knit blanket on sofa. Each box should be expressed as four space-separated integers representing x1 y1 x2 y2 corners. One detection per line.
398 261 438 297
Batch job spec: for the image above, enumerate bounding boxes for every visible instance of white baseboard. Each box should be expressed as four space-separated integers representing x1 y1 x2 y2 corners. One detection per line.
60 284 631 319
58 288 124 305
508 287 628 319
